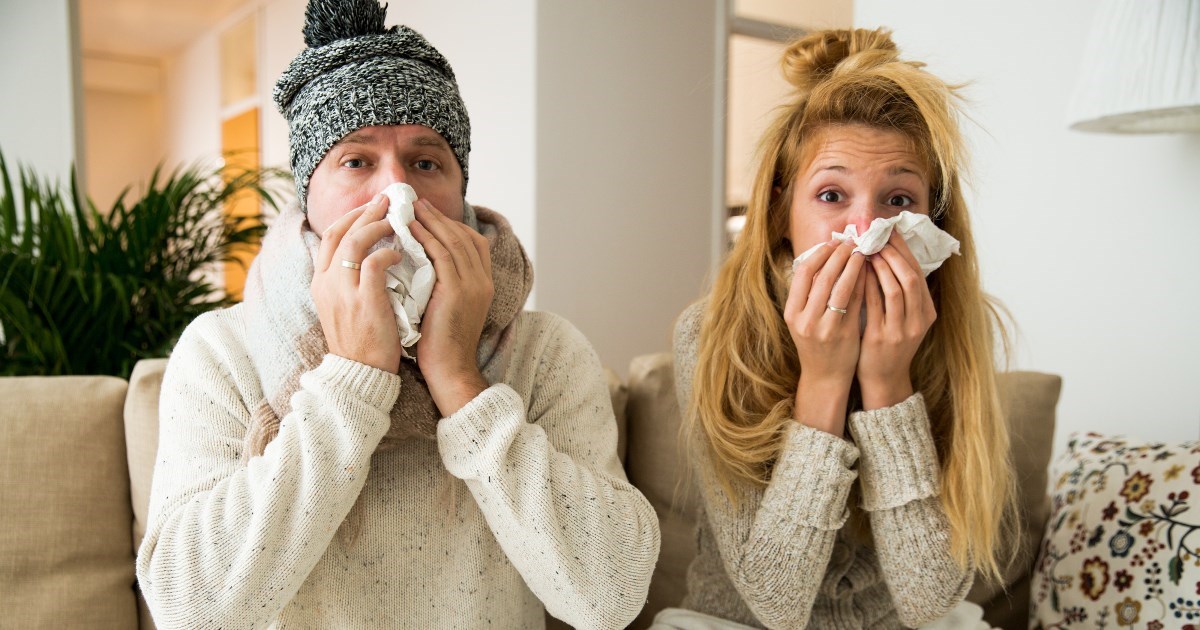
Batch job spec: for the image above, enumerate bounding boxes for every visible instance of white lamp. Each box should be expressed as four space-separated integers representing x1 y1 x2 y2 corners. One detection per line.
1067 0 1200 133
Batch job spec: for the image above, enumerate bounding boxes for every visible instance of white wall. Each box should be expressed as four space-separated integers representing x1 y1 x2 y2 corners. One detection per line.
535 0 722 374
853 0 1200 453
164 32 222 171
0 1 81 184
258 0 305 177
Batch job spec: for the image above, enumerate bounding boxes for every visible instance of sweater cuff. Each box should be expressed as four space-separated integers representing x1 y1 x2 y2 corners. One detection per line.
306 354 401 413
847 393 940 511
767 422 859 530
436 384 525 479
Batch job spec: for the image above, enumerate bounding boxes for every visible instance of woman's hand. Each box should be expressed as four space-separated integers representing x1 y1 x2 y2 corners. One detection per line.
409 199 495 417
311 193 405 373
784 240 867 435
858 229 936 409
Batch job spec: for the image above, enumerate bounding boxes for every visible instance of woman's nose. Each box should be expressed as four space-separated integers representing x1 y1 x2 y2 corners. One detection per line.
847 203 880 235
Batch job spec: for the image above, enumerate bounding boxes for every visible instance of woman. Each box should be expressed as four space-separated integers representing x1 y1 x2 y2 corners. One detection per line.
664 28 1013 629
134 1 659 628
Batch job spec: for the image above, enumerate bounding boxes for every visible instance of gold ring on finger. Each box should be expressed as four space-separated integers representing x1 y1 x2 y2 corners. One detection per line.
826 303 848 315
341 260 362 270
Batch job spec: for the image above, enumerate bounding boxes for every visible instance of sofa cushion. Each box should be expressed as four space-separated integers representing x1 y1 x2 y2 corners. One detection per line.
622 355 1061 630
1030 433 1200 630
623 352 696 629
605 367 629 465
0 375 138 629
970 371 1062 630
124 358 168 550
126 358 168 630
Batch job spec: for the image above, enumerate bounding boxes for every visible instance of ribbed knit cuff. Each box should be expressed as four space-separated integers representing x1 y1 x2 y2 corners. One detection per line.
436 384 524 480
307 354 402 413
847 393 940 511
766 422 859 531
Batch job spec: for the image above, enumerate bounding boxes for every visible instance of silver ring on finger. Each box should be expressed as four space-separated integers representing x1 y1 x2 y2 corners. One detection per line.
341 259 362 271
826 303 848 315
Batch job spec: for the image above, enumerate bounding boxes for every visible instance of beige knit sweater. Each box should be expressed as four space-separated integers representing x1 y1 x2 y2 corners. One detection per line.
672 302 971 629
136 305 659 629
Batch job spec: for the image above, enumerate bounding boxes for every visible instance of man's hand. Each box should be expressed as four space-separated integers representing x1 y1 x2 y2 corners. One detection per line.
311 193 404 373
409 198 494 416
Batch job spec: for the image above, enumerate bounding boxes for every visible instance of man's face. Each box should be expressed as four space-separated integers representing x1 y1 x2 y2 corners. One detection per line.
306 124 465 235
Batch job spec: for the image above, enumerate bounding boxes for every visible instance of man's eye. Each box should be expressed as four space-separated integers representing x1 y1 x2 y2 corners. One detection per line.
343 158 366 169
818 190 842 203
415 160 438 171
888 194 914 207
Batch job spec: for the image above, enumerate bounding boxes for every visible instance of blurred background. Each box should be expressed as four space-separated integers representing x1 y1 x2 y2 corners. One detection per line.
1 0 1197 454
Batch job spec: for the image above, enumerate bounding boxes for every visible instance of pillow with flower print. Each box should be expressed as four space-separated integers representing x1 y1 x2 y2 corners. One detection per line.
1030 432 1200 629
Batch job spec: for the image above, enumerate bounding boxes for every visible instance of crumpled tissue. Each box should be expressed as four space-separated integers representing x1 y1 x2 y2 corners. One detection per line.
377 182 435 350
791 210 960 277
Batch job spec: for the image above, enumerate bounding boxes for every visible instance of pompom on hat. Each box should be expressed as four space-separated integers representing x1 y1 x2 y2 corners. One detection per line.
273 0 471 210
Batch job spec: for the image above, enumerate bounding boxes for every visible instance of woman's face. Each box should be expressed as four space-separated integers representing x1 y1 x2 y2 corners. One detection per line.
788 124 930 256
305 124 465 235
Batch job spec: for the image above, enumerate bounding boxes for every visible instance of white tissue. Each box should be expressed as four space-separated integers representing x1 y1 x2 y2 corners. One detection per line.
791 211 960 277
378 182 435 349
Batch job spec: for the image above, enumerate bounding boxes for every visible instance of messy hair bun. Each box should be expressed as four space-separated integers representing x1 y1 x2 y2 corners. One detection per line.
781 28 900 92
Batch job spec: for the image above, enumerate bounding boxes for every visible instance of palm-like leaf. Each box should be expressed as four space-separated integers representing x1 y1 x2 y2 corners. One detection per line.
0 148 287 378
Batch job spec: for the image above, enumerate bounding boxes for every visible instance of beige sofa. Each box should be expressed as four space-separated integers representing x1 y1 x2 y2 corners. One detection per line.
0 355 1061 629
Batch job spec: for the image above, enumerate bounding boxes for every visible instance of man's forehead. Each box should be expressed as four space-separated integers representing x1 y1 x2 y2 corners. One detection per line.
336 127 450 150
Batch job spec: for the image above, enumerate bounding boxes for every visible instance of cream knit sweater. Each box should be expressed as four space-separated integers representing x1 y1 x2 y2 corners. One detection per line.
136 305 659 629
672 302 971 629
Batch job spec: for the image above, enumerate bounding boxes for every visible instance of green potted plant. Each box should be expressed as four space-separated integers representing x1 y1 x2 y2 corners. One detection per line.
0 149 287 378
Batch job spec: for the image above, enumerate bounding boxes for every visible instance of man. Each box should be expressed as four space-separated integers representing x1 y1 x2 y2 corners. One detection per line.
135 0 660 627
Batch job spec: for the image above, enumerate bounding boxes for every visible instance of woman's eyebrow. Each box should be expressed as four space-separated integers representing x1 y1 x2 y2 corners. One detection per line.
889 165 924 177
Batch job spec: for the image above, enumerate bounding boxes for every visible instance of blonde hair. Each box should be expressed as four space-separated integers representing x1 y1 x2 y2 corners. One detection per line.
692 28 1014 580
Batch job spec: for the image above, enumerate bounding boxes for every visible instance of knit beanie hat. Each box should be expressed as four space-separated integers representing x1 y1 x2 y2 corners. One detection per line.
273 0 471 209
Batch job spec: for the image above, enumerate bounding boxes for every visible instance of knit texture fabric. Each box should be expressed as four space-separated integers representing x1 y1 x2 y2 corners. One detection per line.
136 304 660 628
273 0 471 208
672 301 972 629
239 202 530 457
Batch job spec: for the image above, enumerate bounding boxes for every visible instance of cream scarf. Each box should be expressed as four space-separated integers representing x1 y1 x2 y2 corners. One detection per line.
239 203 533 460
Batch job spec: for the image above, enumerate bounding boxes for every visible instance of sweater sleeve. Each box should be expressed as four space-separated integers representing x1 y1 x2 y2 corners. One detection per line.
672 302 858 629
135 315 400 629
436 315 660 630
847 393 974 627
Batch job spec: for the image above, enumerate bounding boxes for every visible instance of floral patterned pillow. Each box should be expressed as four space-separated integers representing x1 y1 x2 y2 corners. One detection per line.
1031 432 1200 629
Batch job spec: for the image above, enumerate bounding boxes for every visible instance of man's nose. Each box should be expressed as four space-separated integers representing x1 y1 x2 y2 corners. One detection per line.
381 160 408 185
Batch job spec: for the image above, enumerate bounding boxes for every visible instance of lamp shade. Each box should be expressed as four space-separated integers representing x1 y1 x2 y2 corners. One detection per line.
1067 0 1200 133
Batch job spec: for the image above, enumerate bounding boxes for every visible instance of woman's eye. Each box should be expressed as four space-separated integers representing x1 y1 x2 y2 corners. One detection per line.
343 158 366 169
887 194 914 207
415 159 438 172
818 190 842 203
